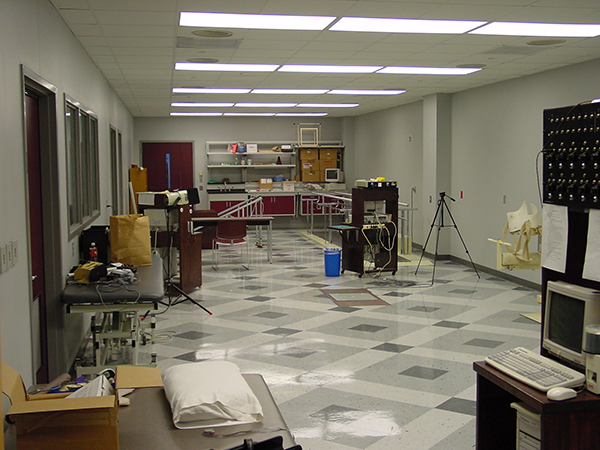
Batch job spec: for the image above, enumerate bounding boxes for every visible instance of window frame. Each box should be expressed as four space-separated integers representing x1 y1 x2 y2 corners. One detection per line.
65 95 100 238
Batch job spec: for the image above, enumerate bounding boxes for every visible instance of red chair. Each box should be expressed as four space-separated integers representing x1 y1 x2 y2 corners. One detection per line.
212 220 249 270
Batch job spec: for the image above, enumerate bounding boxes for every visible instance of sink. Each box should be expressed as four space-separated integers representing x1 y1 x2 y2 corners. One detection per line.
207 188 247 193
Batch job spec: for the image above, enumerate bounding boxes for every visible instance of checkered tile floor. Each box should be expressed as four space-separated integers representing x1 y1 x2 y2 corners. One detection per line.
146 229 541 450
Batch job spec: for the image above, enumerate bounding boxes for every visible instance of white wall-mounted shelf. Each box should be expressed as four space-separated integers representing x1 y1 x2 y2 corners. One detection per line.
206 141 298 183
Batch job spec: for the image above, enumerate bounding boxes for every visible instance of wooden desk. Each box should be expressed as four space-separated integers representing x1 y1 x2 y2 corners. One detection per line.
473 361 600 449
190 216 275 263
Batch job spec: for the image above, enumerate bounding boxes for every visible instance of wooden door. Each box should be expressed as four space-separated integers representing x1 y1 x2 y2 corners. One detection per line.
141 142 194 191
25 92 48 383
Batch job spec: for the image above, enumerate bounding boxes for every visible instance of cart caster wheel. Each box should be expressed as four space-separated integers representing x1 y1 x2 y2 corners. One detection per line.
341 270 345 274
358 273 363 278
392 271 397 275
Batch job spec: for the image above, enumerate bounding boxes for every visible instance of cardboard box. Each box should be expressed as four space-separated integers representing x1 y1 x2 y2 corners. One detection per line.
3 362 118 450
319 159 337 170
282 182 295 192
300 148 319 159
247 143 258 153
319 149 338 160
259 178 273 190
115 365 163 389
302 169 321 182
301 159 319 171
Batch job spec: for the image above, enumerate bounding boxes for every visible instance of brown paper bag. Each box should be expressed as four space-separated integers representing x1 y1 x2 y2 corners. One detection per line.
109 214 152 266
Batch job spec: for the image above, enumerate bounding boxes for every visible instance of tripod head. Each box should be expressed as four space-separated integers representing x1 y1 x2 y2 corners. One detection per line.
439 192 455 202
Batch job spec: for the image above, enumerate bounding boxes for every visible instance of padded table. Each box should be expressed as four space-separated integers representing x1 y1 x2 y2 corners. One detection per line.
61 255 164 376
118 374 298 450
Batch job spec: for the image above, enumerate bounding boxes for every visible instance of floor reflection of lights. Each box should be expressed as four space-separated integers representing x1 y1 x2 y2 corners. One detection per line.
149 229 540 450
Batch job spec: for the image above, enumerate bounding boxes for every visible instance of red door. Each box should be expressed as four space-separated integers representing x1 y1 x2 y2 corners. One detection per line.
141 142 194 191
26 92 48 383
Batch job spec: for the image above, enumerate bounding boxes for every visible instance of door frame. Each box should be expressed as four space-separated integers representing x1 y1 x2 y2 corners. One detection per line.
21 66 64 380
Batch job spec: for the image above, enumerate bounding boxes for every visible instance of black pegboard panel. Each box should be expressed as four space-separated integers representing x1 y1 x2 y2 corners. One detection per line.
543 102 600 208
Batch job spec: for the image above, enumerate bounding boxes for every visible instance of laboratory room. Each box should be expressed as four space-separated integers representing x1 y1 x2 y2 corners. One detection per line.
2 1 600 449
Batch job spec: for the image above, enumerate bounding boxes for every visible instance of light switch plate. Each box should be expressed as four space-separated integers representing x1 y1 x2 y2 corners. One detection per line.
6 242 13 268
11 240 17 265
0 244 7 273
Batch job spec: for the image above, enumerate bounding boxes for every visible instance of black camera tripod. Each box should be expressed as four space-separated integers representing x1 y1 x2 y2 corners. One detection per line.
415 192 479 284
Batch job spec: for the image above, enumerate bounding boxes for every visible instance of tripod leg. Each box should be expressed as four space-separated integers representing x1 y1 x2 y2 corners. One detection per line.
170 283 213 315
431 219 443 284
442 202 480 278
415 199 442 275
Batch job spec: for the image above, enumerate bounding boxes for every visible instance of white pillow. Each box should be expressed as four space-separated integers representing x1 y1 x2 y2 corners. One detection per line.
161 361 264 429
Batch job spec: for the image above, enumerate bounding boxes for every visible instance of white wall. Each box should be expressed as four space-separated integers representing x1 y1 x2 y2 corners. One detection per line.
349 57 600 286
351 101 425 244
450 57 600 285
0 0 134 384
133 116 344 204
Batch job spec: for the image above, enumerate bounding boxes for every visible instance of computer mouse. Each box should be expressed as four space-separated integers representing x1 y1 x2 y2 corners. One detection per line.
547 387 577 401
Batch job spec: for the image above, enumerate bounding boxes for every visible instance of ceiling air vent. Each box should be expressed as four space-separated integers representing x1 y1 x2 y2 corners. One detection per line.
176 37 241 50
483 46 545 56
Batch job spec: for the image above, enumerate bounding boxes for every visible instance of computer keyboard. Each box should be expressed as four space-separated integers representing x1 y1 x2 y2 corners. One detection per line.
484 347 585 392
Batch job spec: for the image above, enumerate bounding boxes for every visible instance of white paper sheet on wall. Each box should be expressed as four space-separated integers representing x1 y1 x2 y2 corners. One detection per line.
583 209 600 282
541 203 568 273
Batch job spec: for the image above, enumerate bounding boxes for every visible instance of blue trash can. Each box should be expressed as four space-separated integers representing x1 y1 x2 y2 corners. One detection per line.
324 247 341 277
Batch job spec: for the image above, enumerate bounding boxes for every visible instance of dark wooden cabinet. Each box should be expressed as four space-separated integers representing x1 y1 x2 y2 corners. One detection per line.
338 187 398 277
474 361 600 450
259 194 296 216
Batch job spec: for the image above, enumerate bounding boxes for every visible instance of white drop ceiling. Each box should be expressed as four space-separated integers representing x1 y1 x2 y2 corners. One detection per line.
49 0 600 118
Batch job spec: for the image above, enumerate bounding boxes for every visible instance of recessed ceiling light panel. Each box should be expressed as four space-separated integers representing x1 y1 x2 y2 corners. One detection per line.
251 89 329 95
276 113 328 117
175 62 279 72
235 103 298 108
180 12 336 31
170 112 224 116
469 22 600 38
279 65 381 73
173 88 251 94
297 103 359 108
378 66 481 75
330 17 486 34
171 102 234 107
327 89 406 95
224 113 277 116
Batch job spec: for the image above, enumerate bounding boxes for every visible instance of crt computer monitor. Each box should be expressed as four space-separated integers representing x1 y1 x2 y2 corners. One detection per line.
543 280 600 370
324 168 343 183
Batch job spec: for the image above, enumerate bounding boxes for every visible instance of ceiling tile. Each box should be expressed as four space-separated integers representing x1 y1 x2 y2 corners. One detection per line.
49 0 600 117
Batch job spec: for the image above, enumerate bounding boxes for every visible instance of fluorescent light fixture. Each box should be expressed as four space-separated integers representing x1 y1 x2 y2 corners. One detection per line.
175 62 279 72
235 102 298 108
328 89 406 95
173 88 251 94
170 112 223 116
279 65 382 74
378 66 481 75
180 12 335 31
224 113 276 117
297 103 359 108
469 22 600 38
276 113 328 117
330 17 486 34
251 89 329 95
171 102 234 107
